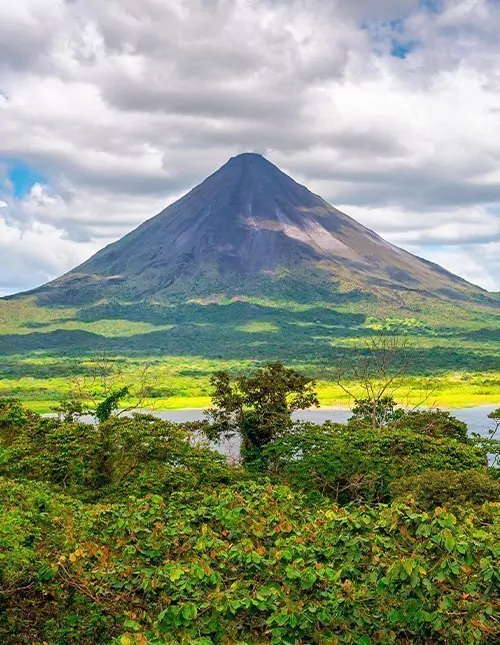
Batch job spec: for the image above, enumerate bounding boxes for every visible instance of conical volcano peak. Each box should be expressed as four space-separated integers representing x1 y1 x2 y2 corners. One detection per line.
18 152 489 307
227 151 269 164
211 151 292 189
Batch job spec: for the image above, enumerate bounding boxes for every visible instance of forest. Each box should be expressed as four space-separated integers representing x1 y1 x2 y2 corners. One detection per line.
1 358 499 644
1 296 499 412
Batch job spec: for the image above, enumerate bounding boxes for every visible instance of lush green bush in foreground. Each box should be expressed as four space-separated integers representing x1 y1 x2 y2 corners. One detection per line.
1 479 499 644
264 422 488 504
0 384 499 644
0 399 235 502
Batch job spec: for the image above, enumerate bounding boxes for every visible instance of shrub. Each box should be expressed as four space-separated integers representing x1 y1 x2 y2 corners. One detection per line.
0 403 235 500
397 409 470 442
2 481 498 643
264 422 488 503
0 478 111 643
0 398 39 446
392 468 500 509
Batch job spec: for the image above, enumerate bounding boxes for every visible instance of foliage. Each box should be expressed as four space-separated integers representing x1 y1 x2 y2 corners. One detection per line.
489 407 500 432
348 395 405 428
94 387 129 422
1 480 499 644
348 405 471 442
0 478 113 643
1 293 500 412
391 469 500 509
52 398 87 422
1 370 500 643
481 408 500 467
264 422 488 503
397 409 470 442
0 402 234 500
205 362 318 461
0 398 38 444
365 317 430 333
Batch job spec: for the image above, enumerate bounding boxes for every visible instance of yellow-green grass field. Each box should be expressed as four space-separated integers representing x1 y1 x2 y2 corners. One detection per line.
1 355 499 414
1 296 499 412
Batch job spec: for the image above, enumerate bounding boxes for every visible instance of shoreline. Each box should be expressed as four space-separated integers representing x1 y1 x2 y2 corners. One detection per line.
27 399 500 415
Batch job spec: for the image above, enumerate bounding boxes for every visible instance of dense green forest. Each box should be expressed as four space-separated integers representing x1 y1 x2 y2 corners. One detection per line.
1 363 499 644
1 294 500 410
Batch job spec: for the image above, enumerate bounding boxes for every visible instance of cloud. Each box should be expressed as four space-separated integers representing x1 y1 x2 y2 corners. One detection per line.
0 214 99 297
406 242 500 293
1 0 500 293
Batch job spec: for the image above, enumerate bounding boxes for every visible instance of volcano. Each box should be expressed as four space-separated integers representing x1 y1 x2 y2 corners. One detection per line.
10 153 493 307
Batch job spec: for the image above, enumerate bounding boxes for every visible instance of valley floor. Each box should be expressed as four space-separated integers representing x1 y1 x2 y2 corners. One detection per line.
2 363 499 414
1 296 499 412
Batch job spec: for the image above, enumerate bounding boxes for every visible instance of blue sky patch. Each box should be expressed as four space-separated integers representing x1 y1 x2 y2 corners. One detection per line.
420 0 444 13
391 40 417 59
1 159 47 198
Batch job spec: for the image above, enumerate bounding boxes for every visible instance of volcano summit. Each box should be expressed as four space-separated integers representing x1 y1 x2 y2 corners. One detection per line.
15 153 492 307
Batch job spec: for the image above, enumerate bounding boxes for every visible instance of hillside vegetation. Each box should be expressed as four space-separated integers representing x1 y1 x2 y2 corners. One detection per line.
0 295 499 410
1 153 499 408
1 363 499 643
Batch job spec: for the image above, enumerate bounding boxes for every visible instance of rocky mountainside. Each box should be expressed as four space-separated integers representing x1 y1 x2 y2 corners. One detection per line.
9 153 494 307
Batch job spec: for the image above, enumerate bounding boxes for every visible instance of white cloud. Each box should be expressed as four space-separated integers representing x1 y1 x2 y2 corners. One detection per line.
0 0 500 293
406 243 500 293
0 214 99 296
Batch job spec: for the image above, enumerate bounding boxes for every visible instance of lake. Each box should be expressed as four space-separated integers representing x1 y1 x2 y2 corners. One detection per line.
153 405 498 459
47 405 497 459
154 405 497 438
46 405 498 438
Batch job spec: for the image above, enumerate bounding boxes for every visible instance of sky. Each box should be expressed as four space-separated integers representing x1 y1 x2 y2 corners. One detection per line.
1 0 500 296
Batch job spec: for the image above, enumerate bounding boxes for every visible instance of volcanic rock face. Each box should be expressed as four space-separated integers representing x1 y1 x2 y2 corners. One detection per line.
22 153 487 305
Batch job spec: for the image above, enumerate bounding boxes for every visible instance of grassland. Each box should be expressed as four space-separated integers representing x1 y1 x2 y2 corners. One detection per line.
0 292 499 411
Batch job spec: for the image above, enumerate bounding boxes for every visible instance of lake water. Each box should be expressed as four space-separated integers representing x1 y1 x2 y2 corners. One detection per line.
45 405 498 461
152 405 498 460
47 405 500 462
154 405 498 438
46 405 498 438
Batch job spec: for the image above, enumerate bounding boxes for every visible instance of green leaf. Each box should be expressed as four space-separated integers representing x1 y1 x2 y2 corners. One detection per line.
120 636 133 645
181 603 198 621
444 537 456 552
169 566 184 582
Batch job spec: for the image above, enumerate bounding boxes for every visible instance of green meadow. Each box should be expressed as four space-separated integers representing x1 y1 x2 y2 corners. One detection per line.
1 294 499 411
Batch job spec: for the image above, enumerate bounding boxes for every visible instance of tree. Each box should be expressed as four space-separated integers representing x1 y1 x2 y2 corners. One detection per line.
204 362 319 462
348 395 405 428
0 400 232 498
0 398 38 445
485 407 500 467
52 356 156 423
336 334 435 430
398 409 469 442
489 407 500 437
94 387 129 423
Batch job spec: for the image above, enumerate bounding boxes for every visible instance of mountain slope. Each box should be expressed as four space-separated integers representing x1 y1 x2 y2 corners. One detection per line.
14 152 493 307
1 152 499 401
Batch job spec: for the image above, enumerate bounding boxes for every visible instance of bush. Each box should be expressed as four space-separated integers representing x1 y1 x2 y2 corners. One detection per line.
0 403 235 500
1 396 499 643
0 398 39 445
2 481 498 643
264 422 488 503
392 468 500 509
0 478 112 643
398 409 470 442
